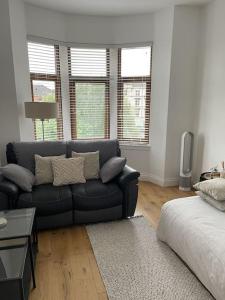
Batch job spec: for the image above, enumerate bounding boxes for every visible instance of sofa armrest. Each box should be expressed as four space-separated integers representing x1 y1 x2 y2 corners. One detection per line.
0 171 3 182
0 178 19 209
116 165 140 218
117 165 140 189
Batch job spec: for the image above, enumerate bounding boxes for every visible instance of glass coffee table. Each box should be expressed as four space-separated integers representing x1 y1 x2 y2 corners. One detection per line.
0 244 30 299
0 208 38 291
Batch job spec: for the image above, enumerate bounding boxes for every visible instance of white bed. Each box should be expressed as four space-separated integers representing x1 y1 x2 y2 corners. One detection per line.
157 196 225 300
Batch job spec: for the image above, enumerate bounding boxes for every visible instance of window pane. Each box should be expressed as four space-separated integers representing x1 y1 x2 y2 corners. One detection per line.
75 83 106 139
70 48 107 77
32 80 57 140
122 82 146 139
121 47 151 77
28 42 56 74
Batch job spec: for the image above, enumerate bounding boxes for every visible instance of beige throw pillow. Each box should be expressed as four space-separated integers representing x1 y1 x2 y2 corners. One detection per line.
52 157 86 186
35 154 65 185
72 151 99 179
196 191 225 211
193 178 225 201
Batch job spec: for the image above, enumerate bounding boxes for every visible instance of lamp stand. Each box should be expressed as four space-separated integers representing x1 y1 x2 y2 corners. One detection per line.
41 119 45 140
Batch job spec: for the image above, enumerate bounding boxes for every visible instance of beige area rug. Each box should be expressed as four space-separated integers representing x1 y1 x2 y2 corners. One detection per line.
86 217 214 300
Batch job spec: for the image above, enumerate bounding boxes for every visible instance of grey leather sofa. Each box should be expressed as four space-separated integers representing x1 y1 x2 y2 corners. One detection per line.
1 139 140 230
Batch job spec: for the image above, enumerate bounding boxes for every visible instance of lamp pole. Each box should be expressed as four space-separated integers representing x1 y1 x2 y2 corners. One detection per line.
41 119 45 140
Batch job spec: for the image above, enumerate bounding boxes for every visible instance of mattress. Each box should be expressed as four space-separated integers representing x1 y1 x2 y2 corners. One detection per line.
157 196 225 300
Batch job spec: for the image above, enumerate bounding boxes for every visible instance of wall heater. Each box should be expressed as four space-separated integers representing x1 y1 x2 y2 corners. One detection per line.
179 131 194 191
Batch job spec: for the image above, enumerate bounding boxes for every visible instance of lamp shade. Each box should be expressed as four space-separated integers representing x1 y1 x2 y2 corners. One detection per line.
25 102 58 120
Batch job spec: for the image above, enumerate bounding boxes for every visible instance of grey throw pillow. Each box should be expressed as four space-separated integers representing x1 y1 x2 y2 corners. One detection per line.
0 164 35 192
100 157 126 183
72 151 99 179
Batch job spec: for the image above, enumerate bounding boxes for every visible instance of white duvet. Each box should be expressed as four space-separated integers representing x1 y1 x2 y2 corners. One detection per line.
157 196 225 300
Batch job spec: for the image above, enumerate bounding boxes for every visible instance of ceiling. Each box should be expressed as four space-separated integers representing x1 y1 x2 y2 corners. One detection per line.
24 0 211 16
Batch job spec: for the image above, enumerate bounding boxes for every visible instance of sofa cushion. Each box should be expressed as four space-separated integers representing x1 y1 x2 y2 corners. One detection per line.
1 164 35 192
72 151 100 179
35 154 66 185
71 180 123 211
68 140 120 167
100 157 126 183
52 157 86 186
18 184 72 216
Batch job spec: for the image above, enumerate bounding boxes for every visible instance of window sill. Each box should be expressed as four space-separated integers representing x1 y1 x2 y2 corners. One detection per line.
119 143 150 151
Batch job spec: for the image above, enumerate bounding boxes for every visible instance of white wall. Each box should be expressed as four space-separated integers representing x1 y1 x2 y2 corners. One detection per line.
66 14 115 45
25 4 154 46
164 6 200 184
0 0 33 164
193 0 225 179
9 0 33 142
0 0 20 164
25 4 66 42
25 3 155 179
148 7 174 185
24 3 203 185
112 14 154 45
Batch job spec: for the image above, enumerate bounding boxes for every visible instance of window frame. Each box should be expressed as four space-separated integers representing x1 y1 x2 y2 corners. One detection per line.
117 47 152 145
29 44 64 140
68 47 110 140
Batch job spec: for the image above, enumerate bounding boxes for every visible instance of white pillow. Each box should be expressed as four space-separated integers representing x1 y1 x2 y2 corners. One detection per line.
196 191 225 211
35 154 65 185
52 157 86 186
193 178 225 201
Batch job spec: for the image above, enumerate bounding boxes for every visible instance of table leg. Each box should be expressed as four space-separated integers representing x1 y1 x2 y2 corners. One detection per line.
20 279 25 300
34 216 39 249
28 236 36 289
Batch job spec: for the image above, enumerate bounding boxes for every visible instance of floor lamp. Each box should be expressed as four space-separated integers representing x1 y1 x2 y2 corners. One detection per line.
25 102 58 140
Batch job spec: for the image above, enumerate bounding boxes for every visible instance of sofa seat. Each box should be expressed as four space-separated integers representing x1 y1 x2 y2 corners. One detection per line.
18 184 72 216
72 179 123 211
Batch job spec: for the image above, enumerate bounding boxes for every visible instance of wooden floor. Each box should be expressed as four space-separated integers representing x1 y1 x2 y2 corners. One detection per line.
29 182 194 300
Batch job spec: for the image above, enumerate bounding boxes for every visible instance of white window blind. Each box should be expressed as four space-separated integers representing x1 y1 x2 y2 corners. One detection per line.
117 46 152 144
28 42 56 75
70 48 107 77
28 42 63 140
68 47 110 139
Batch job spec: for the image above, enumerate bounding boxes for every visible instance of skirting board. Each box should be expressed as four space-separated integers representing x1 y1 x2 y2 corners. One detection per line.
139 173 179 187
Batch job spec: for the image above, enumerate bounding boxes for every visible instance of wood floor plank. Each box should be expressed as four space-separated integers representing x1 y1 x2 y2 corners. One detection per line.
29 182 194 300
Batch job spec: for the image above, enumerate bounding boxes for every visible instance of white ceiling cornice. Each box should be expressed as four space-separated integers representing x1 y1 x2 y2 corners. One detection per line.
24 0 211 16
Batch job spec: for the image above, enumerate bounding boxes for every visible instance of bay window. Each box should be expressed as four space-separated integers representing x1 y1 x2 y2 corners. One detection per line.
28 42 63 140
68 48 110 139
27 41 152 144
117 46 151 144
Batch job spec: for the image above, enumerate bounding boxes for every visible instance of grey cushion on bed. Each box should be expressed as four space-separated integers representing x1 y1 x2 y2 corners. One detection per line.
0 164 35 192
100 157 126 183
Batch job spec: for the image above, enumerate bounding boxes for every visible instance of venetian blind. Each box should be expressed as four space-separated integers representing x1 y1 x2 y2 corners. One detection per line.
68 47 110 139
117 46 152 144
28 42 64 140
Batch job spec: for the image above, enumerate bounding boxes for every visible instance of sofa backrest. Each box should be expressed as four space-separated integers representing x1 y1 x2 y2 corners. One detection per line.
7 141 67 173
67 139 120 167
7 139 121 173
